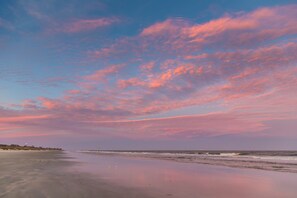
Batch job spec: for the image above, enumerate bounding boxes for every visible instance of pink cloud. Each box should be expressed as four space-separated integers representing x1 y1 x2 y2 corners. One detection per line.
38 97 62 109
67 89 81 95
4 39 295 139
62 17 119 33
34 40 297 123
173 64 203 76
87 112 267 138
118 78 146 89
140 18 188 36
0 108 54 134
119 63 204 89
1 5 297 141
83 64 124 82
0 115 50 122
140 61 155 74
0 131 56 138
91 5 297 60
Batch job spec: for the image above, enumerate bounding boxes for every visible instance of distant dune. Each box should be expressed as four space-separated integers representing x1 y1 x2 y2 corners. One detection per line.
0 144 62 151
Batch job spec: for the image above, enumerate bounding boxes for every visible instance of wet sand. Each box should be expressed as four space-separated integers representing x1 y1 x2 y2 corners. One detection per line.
69 151 297 198
1 150 297 198
0 151 152 198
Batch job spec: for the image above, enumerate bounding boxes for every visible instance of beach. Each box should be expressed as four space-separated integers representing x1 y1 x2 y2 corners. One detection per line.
1 1 297 197
1 150 297 198
0 151 152 198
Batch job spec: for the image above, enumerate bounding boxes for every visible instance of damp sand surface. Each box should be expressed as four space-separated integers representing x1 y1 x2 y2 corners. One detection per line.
1 150 297 198
0 151 152 198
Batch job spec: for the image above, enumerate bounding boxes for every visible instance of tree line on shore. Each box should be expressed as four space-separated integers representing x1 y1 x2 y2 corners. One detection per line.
0 144 62 151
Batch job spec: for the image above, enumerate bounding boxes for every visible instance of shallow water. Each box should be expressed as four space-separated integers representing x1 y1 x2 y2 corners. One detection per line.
86 150 297 172
67 151 297 198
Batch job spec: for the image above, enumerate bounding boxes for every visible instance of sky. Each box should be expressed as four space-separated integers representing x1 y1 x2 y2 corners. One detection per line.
0 0 297 150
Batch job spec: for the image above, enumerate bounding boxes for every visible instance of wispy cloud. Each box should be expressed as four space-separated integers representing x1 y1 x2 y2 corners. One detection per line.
59 17 120 33
91 5 297 59
1 4 297 142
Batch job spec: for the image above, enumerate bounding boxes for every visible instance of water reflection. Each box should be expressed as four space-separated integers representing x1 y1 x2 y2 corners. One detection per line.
67 152 297 198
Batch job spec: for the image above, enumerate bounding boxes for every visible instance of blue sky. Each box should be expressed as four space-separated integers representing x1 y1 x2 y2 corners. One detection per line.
0 0 297 149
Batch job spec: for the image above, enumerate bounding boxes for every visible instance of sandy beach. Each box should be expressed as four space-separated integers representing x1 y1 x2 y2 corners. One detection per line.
1 150 297 198
0 151 152 198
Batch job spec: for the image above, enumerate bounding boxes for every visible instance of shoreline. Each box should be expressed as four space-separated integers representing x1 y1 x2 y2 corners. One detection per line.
83 151 297 173
67 151 297 198
2 150 297 198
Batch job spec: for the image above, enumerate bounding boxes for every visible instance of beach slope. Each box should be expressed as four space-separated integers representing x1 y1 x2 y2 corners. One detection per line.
0 151 151 198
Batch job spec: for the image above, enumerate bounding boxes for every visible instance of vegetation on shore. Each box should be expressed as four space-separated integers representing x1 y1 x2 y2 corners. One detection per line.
0 144 62 151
